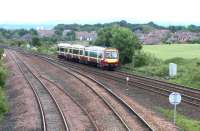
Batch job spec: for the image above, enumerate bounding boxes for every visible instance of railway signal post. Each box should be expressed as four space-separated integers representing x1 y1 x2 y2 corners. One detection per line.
169 92 181 125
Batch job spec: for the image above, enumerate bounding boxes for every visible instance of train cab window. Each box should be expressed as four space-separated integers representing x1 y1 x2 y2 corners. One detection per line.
60 48 64 52
80 50 83 55
105 51 117 59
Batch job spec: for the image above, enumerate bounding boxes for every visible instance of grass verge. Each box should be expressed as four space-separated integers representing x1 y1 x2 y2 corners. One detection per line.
0 49 9 121
158 107 200 131
121 52 200 89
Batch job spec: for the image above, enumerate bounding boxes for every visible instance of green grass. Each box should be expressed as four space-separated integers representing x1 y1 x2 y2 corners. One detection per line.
143 44 200 60
0 87 8 120
122 54 200 89
0 49 9 121
158 108 200 131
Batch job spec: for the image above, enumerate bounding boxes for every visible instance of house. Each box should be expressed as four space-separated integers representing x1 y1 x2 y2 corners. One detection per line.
75 31 97 41
167 31 200 43
135 29 170 44
20 34 32 41
37 29 55 37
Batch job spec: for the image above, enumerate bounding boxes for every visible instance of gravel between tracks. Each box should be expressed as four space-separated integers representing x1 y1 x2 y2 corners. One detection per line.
18 51 127 131
70 71 150 131
18 51 182 131
34 72 96 131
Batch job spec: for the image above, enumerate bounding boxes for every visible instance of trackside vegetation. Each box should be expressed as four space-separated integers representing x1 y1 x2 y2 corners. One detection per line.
0 49 8 120
158 108 200 131
122 51 200 90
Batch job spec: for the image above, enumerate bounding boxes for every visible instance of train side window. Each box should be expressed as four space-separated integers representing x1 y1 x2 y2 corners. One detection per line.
60 48 64 52
69 49 72 53
90 52 97 58
73 49 79 54
65 48 68 53
80 50 83 55
85 51 88 56
57 47 59 51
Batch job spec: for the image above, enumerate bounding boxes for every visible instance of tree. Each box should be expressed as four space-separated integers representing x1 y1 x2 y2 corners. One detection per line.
94 26 141 64
29 28 38 36
31 37 41 46
66 31 75 41
16 29 28 37
187 25 200 32
94 27 113 47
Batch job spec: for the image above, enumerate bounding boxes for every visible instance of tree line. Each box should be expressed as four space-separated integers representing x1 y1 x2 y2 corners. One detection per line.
54 20 200 33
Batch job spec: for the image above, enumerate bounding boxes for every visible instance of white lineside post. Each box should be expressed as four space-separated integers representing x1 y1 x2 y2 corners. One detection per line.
126 77 129 90
169 92 181 125
169 63 177 77
174 102 177 124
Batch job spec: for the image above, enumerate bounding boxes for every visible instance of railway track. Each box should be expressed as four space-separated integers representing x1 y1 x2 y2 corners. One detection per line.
112 71 200 106
19 51 155 131
10 47 200 107
9 51 70 131
38 75 100 131
39 55 200 107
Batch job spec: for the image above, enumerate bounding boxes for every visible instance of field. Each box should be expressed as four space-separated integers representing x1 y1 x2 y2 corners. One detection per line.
142 44 200 60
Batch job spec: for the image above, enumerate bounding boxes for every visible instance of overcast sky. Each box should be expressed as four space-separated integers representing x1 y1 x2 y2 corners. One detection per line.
0 0 199 25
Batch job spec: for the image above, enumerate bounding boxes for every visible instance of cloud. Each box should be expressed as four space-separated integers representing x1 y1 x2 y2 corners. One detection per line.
0 0 199 25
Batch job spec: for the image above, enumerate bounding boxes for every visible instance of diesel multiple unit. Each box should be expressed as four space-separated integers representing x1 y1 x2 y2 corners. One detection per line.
57 43 119 69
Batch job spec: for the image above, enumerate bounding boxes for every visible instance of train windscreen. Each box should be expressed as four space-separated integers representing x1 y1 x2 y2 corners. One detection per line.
105 51 118 59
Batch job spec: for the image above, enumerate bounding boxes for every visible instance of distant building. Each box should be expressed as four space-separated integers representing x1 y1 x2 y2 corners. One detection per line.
75 31 97 41
37 29 55 37
20 34 32 41
135 29 170 44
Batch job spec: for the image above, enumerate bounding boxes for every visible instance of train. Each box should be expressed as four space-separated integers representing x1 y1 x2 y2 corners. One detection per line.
57 43 119 69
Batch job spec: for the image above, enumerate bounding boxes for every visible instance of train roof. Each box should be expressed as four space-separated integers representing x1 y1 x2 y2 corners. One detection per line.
58 43 71 47
70 44 85 49
85 46 105 51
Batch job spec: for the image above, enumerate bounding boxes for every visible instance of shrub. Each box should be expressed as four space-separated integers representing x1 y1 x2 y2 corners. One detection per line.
133 51 162 67
0 48 4 60
0 66 7 87
165 57 187 64
0 87 8 115
135 64 168 77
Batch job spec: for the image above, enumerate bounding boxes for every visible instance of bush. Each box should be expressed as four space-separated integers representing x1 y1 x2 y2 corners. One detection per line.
0 66 7 88
0 87 8 115
134 64 168 77
133 51 162 67
165 57 187 64
0 56 8 120
0 49 3 59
